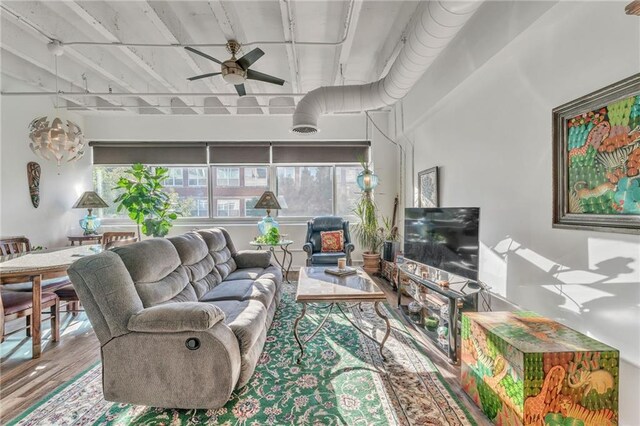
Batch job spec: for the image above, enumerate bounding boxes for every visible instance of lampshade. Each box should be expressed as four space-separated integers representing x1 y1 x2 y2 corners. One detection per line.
73 191 109 209
254 191 282 210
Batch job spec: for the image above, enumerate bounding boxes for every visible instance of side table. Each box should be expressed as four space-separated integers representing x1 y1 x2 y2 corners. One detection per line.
249 240 293 283
68 235 103 246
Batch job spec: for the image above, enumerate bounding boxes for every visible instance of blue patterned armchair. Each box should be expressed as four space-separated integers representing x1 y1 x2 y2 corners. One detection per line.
302 216 355 267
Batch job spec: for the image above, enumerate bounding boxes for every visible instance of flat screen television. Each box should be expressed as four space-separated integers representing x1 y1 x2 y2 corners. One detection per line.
404 208 480 281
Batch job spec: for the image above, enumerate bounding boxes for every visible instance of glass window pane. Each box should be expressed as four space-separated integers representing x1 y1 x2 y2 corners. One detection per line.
336 166 361 217
211 166 269 217
244 167 269 187
162 166 209 218
92 166 129 219
216 167 240 187
188 168 207 187
276 166 333 217
216 199 240 217
165 168 184 187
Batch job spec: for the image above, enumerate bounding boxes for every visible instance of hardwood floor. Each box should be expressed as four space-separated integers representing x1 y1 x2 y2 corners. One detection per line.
0 276 490 425
0 311 100 423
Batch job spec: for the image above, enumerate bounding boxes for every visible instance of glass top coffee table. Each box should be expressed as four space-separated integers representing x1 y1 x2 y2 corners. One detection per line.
293 266 391 363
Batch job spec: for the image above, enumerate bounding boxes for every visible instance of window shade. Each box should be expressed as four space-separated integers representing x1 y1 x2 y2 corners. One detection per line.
90 142 207 165
208 142 270 164
271 141 370 163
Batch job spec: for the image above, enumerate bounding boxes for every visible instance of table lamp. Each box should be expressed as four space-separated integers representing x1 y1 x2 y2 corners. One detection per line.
254 191 282 235
73 191 109 235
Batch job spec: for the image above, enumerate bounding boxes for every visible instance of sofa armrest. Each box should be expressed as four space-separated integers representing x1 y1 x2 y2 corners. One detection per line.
128 302 225 333
234 250 272 268
302 243 313 255
344 242 355 254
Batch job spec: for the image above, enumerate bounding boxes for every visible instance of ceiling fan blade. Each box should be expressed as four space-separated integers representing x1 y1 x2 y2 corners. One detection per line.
246 69 285 86
184 46 223 65
187 72 221 81
235 84 246 97
236 48 265 70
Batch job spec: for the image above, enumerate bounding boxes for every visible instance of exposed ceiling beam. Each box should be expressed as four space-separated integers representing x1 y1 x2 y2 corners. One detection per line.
332 0 363 86
0 16 137 113
1 52 99 111
207 0 268 114
1 2 169 114
60 1 203 114
1 91 306 97
143 1 231 114
278 0 300 93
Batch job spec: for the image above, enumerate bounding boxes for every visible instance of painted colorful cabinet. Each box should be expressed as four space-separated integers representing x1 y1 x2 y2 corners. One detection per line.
461 312 619 426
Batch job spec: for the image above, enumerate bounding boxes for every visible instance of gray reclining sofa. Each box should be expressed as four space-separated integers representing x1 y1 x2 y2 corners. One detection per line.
68 228 283 409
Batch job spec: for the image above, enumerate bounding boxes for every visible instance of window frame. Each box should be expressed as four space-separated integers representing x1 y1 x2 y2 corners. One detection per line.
94 160 364 225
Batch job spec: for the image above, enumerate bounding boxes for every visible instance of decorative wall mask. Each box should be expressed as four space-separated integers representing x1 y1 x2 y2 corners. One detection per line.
27 161 41 208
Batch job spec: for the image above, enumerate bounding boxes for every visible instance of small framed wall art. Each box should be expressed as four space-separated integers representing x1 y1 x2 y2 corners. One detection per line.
552 73 640 234
418 166 439 208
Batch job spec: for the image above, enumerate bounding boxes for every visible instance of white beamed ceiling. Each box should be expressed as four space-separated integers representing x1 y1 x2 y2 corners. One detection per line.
0 0 420 115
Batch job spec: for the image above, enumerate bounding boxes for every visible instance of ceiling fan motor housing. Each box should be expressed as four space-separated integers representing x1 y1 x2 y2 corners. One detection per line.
222 60 246 84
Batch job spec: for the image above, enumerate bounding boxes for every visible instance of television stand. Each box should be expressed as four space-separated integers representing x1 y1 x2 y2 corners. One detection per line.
396 262 482 364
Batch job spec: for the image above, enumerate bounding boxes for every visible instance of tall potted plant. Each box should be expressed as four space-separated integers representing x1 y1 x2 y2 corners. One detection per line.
114 163 179 240
353 191 382 275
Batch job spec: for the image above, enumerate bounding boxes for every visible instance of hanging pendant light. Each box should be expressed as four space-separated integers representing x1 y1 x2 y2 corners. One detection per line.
357 168 379 192
28 116 86 165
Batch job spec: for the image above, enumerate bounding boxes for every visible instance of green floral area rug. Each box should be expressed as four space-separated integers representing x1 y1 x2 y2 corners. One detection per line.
9 283 476 426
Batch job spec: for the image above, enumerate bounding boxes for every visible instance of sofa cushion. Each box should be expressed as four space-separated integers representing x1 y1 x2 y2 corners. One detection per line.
259 265 284 283
209 299 267 354
234 250 271 269
199 278 276 308
225 268 263 281
200 280 254 302
169 232 222 299
198 229 237 280
113 239 194 307
311 252 346 264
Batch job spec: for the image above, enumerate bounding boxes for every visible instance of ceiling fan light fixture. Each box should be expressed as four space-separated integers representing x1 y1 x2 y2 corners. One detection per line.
221 60 247 85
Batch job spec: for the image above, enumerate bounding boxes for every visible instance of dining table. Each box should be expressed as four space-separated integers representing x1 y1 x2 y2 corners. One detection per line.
0 244 101 358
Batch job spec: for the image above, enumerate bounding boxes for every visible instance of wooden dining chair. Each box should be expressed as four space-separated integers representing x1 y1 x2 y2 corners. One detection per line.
1 290 60 343
102 231 137 247
0 236 77 315
105 237 138 250
0 236 31 256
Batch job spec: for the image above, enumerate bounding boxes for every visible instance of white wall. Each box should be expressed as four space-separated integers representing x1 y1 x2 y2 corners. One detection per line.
394 1 640 423
0 94 92 248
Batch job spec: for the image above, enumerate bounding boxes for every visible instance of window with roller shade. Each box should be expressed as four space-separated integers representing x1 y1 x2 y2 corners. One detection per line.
93 166 209 219
91 141 369 220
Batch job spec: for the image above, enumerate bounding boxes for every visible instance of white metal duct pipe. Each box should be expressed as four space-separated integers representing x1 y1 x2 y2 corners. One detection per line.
292 1 482 134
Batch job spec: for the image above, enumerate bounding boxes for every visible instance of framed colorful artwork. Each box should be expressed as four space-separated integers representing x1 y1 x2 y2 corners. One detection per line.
418 166 439 208
553 73 640 234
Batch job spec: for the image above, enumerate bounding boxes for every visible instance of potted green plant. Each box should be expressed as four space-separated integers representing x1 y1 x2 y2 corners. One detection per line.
113 163 179 240
379 216 400 262
353 192 382 275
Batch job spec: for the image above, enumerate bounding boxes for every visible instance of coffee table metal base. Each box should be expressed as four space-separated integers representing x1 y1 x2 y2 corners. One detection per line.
293 301 391 363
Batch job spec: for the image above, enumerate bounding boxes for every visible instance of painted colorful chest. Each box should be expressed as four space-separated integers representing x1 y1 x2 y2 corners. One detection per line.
461 312 619 426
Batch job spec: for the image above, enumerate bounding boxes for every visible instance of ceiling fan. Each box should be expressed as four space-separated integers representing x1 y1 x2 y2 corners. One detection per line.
185 40 285 96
